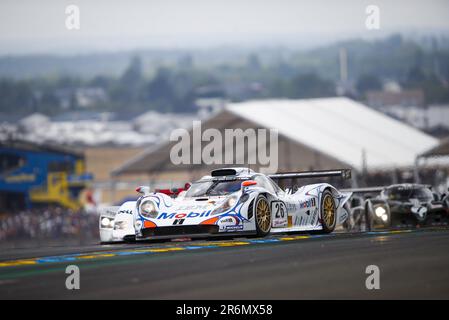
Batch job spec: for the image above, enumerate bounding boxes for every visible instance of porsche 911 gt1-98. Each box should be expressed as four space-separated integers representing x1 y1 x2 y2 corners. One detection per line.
99 167 352 243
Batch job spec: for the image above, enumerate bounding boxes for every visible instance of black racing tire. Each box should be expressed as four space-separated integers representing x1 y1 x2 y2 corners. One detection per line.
254 194 271 237
124 235 136 243
364 200 374 232
320 190 337 233
442 195 449 211
342 202 353 232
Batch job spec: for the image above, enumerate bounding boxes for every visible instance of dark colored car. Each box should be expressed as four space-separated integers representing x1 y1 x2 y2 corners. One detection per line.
345 184 449 230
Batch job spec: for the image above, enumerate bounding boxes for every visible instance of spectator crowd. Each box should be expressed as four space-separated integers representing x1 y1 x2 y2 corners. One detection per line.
0 207 98 241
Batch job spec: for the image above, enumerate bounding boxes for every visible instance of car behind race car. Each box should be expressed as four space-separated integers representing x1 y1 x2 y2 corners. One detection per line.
99 167 352 243
346 184 449 230
99 184 189 243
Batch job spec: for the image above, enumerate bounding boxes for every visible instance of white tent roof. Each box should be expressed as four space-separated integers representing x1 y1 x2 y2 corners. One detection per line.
227 97 439 171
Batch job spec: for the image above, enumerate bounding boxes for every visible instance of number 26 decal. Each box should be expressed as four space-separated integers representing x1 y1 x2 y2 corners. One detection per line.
273 202 286 218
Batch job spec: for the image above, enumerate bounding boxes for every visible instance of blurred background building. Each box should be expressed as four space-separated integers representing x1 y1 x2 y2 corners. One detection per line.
0 139 92 212
113 97 438 185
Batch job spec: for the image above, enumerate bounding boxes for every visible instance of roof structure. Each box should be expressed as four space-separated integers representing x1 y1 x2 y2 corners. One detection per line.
419 136 449 158
0 138 83 158
226 97 438 171
114 97 439 176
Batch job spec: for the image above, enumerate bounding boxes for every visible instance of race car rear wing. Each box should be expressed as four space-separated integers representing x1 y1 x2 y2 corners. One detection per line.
341 184 434 194
268 169 351 180
340 186 384 193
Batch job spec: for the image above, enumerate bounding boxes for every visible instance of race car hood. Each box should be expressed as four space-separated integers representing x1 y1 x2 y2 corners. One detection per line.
138 193 240 227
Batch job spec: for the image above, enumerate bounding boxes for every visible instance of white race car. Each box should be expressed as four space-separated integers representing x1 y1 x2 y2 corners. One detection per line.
99 167 352 243
99 204 135 243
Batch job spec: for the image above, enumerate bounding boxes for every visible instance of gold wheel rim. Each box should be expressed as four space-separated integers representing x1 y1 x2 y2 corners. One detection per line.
323 194 336 228
256 198 271 233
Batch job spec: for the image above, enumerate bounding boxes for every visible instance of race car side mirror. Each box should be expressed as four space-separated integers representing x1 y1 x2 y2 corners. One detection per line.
136 186 151 195
242 180 257 187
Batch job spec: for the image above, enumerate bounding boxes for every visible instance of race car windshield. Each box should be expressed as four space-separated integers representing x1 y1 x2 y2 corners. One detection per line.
184 181 214 198
387 187 433 201
185 179 246 197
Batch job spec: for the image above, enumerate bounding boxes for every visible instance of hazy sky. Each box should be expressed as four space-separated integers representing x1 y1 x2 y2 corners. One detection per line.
1 0 449 55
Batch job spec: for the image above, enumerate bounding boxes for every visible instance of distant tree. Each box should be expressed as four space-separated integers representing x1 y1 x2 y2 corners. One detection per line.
89 75 113 89
287 73 335 98
247 53 261 71
177 54 194 69
356 74 382 95
403 67 449 104
0 79 34 115
121 56 143 85
143 67 175 111
385 34 403 48
111 56 145 104
146 68 172 99
39 91 61 113
422 77 449 103
268 79 289 97
57 76 82 89
405 66 427 87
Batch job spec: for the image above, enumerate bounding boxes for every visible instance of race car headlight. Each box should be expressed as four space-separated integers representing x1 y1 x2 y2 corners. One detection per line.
240 193 249 203
101 217 114 228
114 220 128 230
140 200 158 218
228 196 238 208
375 206 386 217
212 195 239 215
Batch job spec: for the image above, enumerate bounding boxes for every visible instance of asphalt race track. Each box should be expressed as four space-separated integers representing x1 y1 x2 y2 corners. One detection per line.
1 228 449 299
